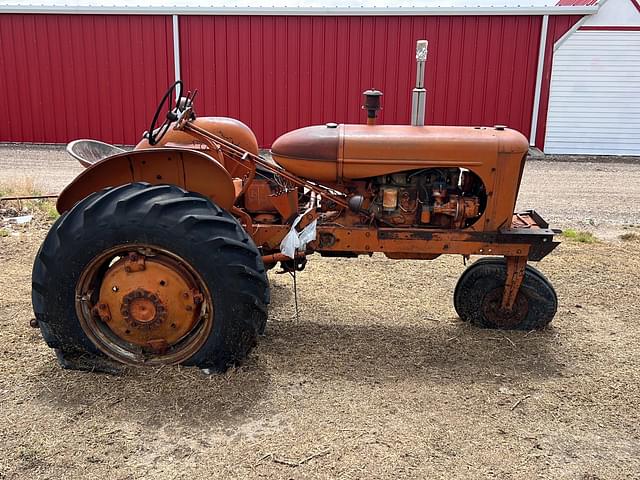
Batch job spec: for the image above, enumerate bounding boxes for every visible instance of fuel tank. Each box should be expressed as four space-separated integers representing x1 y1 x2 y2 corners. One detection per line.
136 116 259 155
270 124 529 183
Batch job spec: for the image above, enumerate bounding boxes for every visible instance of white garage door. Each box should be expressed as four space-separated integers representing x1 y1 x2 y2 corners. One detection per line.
545 30 640 155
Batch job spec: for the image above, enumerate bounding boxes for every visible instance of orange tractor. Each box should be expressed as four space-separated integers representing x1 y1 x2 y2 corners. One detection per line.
32 50 559 372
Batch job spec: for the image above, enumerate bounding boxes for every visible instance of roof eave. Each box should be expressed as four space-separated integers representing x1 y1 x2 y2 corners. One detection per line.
0 5 600 15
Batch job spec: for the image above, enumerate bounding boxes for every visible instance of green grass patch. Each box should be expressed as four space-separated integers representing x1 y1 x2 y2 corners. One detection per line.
0 228 9 238
31 200 60 221
562 229 597 244
0 177 58 221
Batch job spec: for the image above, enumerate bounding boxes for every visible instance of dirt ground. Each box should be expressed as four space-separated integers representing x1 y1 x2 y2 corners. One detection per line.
1 146 640 479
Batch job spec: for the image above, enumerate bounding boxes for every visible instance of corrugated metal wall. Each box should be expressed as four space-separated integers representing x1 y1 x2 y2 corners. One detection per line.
545 30 640 155
0 14 174 145
181 15 543 147
0 14 550 147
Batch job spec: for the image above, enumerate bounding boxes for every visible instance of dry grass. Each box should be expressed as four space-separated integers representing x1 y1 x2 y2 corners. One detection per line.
620 225 640 241
0 177 59 235
620 232 640 241
0 175 42 197
1 215 639 479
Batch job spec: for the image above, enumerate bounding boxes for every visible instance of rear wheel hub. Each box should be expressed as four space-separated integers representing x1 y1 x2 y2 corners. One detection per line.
121 289 164 328
76 245 214 365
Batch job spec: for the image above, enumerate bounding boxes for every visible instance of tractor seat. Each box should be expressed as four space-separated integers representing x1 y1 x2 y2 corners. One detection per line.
66 139 126 168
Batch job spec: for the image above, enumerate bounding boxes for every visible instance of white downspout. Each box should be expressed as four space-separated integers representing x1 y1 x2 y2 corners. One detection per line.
529 14 549 146
172 14 181 89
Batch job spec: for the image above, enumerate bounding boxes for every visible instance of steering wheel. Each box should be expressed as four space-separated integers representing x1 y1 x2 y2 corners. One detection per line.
146 81 183 146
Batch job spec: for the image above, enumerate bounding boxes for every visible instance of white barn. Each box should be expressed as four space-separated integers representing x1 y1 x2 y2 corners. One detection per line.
545 0 640 155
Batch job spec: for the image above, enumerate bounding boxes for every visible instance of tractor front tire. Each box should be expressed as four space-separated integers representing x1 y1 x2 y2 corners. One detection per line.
32 182 269 372
453 257 557 330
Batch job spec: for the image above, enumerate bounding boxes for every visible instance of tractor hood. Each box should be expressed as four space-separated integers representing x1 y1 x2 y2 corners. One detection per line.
271 124 529 183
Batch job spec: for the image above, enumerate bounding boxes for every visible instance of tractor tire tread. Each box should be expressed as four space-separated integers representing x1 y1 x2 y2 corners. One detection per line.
32 182 269 372
453 258 557 330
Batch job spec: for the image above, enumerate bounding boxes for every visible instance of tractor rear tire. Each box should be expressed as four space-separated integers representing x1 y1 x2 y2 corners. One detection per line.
32 182 269 372
453 257 557 330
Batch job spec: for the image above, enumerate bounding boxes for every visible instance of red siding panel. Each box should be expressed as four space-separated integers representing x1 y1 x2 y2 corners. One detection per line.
181 15 543 147
0 14 174 145
535 14 582 149
1 14 548 148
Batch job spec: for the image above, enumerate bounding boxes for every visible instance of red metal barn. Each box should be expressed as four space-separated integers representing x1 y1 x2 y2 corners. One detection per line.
0 1 602 149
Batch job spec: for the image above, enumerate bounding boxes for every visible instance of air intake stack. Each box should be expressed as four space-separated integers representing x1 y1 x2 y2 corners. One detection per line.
362 89 383 126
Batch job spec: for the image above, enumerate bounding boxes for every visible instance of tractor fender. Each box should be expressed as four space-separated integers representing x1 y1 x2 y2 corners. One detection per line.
56 148 235 214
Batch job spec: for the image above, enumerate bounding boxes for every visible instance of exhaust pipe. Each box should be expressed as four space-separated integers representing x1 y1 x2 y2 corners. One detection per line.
411 40 428 126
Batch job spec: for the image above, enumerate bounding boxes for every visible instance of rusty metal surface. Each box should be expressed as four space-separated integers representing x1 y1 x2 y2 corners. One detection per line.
180 120 351 211
271 123 528 232
262 252 306 266
75 244 214 366
501 256 528 311
135 116 260 158
252 224 532 258
273 124 527 178
244 180 277 213
56 148 235 213
98 255 202 348
53 81 548 267
0 194 58 201
268 126 340 164
128 107 559 268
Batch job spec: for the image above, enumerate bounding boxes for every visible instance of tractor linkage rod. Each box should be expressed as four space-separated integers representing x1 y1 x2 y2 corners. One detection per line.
0 194 59 201
180 120 351 210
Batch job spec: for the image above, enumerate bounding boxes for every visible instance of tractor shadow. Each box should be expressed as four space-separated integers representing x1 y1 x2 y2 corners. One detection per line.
260 318 564 384
260 285 564 384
